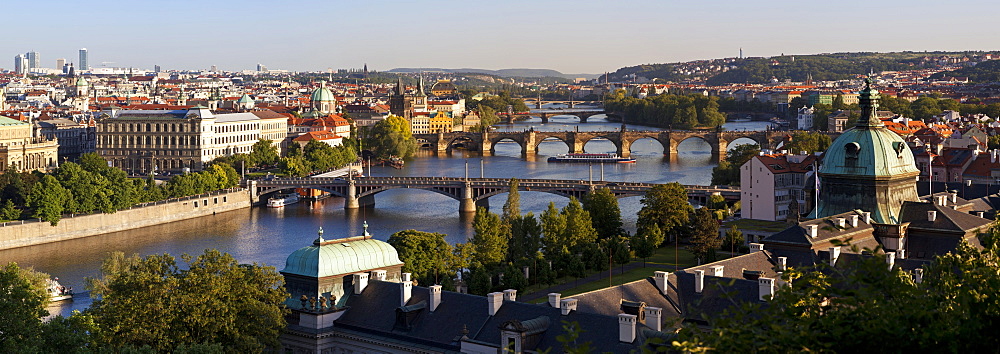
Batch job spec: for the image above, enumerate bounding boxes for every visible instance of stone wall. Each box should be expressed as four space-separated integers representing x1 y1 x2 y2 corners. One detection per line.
0 188 251 250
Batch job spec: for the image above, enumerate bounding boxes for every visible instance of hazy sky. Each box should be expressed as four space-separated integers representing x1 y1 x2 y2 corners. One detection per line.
6 0 999 74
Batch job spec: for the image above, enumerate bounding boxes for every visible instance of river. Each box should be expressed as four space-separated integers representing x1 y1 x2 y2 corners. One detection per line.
0 107 771 317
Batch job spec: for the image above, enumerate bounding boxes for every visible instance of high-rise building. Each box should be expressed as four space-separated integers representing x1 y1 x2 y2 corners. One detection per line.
25 51 39 70
154 65 161 73
79 48 89 70
210 65 218 72
257 63 267 72
13 54 26 75
56 58 66 71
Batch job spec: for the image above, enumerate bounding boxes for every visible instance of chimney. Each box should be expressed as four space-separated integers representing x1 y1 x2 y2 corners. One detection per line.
429 285 442 312
694 270 705 293
644 307 663 332
862 211 872 224
618 314 637 343
928 210 937 222
560 298 578 315
487 292 503 316
400 273 412 307
777 257 787 271
370 269 386 281
654 271 669 295
709 265 724 277
758 277 775 301
834 217 846 228
503 289 517 302
353 273 369 294
897 249 906 260
951 192 958 203
749 243 764 252
829 246 841 266
886 252 896 270
807 225 818 238
848 214 859 228
977 211 985 218
914 268 924 283
548 293 561 308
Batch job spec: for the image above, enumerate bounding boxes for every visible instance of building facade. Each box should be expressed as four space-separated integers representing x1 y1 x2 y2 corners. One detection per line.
740 153 817 221
0 116 58 172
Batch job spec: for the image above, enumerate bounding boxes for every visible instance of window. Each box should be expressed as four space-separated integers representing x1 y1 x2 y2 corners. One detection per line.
845 142 860 167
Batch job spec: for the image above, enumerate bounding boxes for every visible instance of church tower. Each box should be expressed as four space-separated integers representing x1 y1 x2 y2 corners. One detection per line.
389 77 412 119
815 79 920 224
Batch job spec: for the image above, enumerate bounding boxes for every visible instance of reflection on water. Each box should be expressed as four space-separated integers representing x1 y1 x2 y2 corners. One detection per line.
5 113 772 317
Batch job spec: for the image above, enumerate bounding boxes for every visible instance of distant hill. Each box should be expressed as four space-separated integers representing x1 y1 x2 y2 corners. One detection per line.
610 51 1000 85
930 59 1000 83
387 67 599 80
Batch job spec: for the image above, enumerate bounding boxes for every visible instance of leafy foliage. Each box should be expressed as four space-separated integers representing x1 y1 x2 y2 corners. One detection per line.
710 144 760 186
604 90 726 129
689 207 722 264
365 115 416 159
387 230 453 286
785 131 831 154
637 183 693 241
583 188 625 240
84 250 288 351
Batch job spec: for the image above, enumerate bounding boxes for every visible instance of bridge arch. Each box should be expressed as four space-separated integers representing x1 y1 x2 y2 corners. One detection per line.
444 135 480 152
533 136 571 154
256 186 348 199
489 136 526 155
580 135 621 154
624 137 666 155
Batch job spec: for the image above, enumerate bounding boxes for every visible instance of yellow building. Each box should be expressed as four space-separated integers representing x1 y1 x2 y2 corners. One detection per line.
0 116 59 172
428 111 454 133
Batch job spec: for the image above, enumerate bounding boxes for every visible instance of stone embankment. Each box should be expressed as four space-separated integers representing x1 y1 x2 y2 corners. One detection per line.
0 188 251 250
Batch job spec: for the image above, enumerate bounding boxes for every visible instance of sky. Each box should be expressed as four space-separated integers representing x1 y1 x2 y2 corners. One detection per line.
5 0 1000 74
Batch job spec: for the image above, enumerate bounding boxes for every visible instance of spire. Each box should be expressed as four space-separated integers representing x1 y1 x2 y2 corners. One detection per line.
396 76 404 95
856 78 883 128
416 75 426 97
313 226 326 245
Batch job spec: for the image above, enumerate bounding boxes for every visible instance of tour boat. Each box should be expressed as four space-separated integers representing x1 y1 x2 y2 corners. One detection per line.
547 153 636 163
267 192 301 208
47 277 73 302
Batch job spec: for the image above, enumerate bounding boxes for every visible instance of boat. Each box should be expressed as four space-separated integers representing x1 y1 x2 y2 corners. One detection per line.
47 277 73 302
547 153 636 163
267 192 301 208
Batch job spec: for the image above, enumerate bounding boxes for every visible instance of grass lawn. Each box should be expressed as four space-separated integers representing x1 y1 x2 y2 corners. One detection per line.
525 245 737 303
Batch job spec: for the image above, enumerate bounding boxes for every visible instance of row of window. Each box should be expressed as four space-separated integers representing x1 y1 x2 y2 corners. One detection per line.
104 122 196 133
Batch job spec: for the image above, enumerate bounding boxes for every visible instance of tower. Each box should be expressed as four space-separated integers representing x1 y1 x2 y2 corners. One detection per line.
389 77 413 119
13 54 26 75
413 75 428 111
79 48 89 71
815 79 920 224
26 52 39 70
310 81 336 115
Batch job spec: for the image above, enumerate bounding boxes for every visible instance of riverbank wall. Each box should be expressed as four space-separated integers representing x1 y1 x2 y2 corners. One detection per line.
0 188 251 250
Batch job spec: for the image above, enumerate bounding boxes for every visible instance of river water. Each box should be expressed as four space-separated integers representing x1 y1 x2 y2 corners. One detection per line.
0 107 771 317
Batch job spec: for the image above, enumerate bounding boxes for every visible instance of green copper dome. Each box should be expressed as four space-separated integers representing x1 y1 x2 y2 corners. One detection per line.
310 82 336 103
282 234 403 278
816 79 921 224
237 94 254 104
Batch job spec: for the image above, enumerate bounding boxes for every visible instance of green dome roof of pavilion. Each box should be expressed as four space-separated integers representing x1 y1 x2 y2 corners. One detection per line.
237 94 254 103
282 231 403 278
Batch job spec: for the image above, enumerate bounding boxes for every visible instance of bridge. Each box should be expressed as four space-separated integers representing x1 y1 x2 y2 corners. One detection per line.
498 108 611 124
414 129 786 162
247 176 739 214
519 98 604 109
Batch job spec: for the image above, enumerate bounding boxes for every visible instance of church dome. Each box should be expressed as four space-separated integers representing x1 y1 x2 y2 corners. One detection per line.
237 94 254 104
282 230 403 278
820 81 920 178
310 82 336 103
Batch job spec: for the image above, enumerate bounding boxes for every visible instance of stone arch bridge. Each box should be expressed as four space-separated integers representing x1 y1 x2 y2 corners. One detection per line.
248 177 738 214
414 130 789 162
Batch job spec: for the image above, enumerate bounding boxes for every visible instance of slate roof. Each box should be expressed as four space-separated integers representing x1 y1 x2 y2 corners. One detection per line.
336 280 649 352
764 210 876 247
570 277 682 318
899 201 991 232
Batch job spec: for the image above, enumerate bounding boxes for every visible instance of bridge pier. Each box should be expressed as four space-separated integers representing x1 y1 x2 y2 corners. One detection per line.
460 182 477 213
523 131 537 155
344 182 376 209
540 114 549 124
436 131 448 154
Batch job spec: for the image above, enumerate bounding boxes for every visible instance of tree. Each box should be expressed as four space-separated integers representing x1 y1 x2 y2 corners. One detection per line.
723 225 745 254
0 199 20 220
583 188 624 240
278 156 310 177
689 207 722 264
711 144 760 186
508 213 542 263
911 96 943 120
632 223 663 267
541 202 568 256
286 142 302 157
674 241 1000 352
26 175 71 225
84 250 288 351
250 139 279 167
367 115 416 159
637 183 693 241
832 94 846 110
561 197 598 252
677 105 699 129
604 235 632 273
470 207 509 267
786 131 831 155
502 178 520 221
387 230 452 286
0 262 49 350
